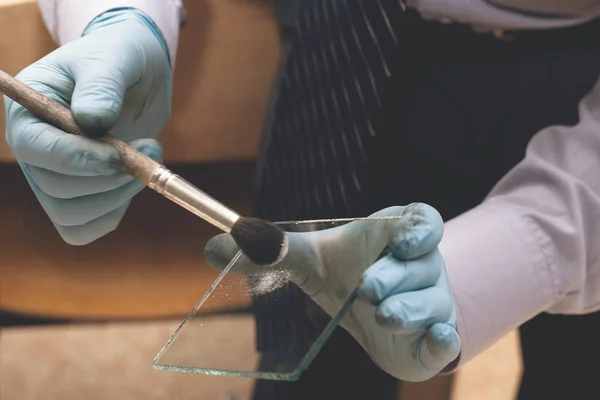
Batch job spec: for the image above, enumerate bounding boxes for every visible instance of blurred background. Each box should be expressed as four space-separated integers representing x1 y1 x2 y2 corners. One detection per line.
0 0 522 398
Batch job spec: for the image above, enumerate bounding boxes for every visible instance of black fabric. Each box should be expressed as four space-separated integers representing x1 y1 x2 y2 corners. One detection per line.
252 5 600 400
252 2 405 398
368 14 600 218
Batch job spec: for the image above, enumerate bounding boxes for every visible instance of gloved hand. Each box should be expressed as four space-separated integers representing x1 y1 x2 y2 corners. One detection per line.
205 204 461 382
4 8 172 245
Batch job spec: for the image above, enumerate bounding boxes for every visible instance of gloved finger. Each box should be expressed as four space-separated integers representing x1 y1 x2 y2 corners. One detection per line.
27 165 133 199
67 45 143 136
18 139 160 224
6 61 76 111
7 108 122 176
357 250 443 304
25 139 163 198
205 231 313 284
54 201 132 246
387 203 443 261
204 233 243 271
4 64 127 176
204 233 289 275
417 323 461 372
375 286 453 333
24 167 145 227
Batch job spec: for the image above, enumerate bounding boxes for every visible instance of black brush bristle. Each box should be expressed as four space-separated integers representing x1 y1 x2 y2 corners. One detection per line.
231 217 288 266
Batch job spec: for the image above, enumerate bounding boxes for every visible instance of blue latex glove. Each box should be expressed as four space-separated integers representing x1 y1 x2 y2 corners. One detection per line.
204 204 461 382
4 8 171 245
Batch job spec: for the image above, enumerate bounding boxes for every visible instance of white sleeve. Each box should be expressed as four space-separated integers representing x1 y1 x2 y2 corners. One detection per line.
37 0 182 64
440 72 600 367
408 0 600 31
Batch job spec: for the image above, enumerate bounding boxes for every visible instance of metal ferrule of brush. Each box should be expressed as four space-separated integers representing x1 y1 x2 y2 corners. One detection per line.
148 166 240 233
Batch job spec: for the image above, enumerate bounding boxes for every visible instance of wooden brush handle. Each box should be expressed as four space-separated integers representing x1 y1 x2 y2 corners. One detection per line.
0 69 160 185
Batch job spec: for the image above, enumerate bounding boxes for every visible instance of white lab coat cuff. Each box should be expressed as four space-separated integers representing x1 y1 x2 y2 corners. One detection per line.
45 0 180 67
439 202 556 369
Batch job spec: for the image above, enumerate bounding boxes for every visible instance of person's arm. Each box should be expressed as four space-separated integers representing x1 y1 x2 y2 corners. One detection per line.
37 0 183 65
440 73 600 367
408 0 600 31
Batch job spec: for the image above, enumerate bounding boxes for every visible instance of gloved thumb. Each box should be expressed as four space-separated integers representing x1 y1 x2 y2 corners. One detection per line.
204 233 285 277
372 203 444 261
204 232 292 275
205 231 315 286
417 323 461 376
205 233 243 272
69 60 140 137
